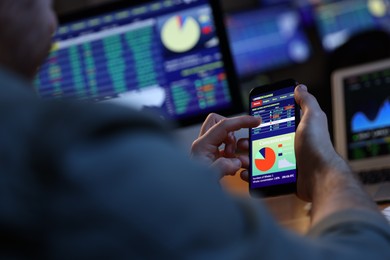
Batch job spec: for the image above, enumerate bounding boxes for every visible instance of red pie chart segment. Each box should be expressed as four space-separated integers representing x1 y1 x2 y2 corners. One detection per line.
255 147 276 172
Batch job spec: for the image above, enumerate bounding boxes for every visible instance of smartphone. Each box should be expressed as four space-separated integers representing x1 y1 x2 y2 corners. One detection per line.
249 79 300 197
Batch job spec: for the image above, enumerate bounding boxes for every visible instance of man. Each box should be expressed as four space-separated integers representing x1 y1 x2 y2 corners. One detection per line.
0 0 389 259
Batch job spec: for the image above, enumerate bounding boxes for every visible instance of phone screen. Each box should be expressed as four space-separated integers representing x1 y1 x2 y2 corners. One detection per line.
250 85 297 190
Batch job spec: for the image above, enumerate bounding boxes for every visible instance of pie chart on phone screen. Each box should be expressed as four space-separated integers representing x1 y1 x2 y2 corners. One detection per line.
255 147 276 172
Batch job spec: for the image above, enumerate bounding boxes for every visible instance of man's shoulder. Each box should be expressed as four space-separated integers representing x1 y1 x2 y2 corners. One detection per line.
0 66 36 101
0 67 171 150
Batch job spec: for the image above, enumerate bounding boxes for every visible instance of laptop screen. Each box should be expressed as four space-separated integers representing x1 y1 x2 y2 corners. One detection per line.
343 68 390 161
34 0 242 127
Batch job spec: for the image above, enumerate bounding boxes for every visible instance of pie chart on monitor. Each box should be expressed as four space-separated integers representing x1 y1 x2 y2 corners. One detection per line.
255 147 276 172
161 15 201 53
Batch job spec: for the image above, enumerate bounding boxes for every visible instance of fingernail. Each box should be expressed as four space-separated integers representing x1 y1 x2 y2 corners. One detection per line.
298 84 308 91
254 115 262 121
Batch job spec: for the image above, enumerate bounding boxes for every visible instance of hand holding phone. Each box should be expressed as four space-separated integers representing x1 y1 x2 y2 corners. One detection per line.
249 79 300 197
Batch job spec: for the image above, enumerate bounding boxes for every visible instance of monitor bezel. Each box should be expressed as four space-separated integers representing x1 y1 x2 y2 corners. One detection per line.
55 0 243 127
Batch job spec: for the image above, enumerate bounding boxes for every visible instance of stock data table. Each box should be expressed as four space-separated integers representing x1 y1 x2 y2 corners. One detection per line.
35 21 164 101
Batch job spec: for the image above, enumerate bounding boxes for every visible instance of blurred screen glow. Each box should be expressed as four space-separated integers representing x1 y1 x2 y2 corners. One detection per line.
315 0 390 51
226 6 311 77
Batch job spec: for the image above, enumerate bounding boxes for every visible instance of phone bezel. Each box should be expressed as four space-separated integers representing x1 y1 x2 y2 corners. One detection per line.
249 79 300 197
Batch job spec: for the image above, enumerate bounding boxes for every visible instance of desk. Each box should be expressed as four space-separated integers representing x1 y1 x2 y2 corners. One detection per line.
221 173 390 234
220 173 311 233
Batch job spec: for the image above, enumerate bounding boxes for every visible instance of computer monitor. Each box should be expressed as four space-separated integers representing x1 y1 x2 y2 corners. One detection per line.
332 59 390 168
34 0 242 127
226 6 311 77
332 58 390 201
315 0 390 51
258 0 332 26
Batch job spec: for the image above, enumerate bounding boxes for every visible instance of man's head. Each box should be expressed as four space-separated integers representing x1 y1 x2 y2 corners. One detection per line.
0 0 57 80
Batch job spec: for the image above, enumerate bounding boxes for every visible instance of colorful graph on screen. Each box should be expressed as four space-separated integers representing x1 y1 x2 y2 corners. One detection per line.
343 67 390 160
34 1 234 124
161 15 201 53
351 99 390 133
250 86 297 188
255 147 276 172
252 133 296 176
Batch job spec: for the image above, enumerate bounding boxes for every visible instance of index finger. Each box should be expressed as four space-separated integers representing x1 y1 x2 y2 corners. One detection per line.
199 113 226 137
197 116 261 146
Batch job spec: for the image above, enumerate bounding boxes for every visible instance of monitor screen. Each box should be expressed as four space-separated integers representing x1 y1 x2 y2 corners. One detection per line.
343 68 390 160
34 0 242 127
226 6 311 77
260 0 292 6
259 0 332 26
315 0 390 51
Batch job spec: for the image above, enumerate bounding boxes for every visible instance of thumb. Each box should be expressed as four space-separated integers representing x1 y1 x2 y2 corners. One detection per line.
212 157 242 179
294 84 321 115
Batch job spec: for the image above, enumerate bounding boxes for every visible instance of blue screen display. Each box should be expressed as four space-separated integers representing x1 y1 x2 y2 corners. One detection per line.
343 68 390 160
250 86 297 188
34 0 235 122
315 0 390 51
226 6 311 77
